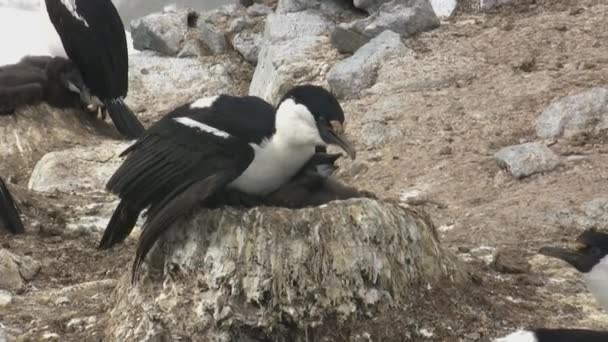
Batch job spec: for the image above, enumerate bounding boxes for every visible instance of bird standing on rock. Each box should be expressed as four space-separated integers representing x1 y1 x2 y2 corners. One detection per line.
42 0 145 138
0 177 24 234
97 85 357 282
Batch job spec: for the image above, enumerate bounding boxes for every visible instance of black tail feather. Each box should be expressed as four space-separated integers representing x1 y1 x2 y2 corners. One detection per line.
98 199 141 249
0 177 25 234
103 98 145 139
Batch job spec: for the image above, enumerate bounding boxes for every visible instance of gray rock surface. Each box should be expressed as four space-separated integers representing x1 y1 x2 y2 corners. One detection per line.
360 121 404 147
331 25 371 54
582 197 608 229
494 142 560 179
232 31 263 64
264 11 334 43
353 0 393 13
128 52 235 112
130 10 188 56
105 199 465 341
535 87 608 140
480 0 514 10
28 141 131 194
276 0 318 13
0 249 41 291
327 30 411 98
197 21 228 54
249 11 337 104
247 3 273 16
343 0 440 39
177 39 203 58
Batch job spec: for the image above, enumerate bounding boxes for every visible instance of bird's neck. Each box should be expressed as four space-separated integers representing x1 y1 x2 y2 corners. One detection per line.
274 99 324 149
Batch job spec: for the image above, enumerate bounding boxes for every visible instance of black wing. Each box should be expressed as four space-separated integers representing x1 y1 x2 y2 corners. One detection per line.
165 95 276 145
0 177 25 234
105 114 254 282
45 0 128 99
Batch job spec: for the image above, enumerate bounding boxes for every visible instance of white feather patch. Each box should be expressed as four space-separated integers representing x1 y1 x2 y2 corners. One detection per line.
190 96 219 109
173 117 230 138
493 330 537 342
59 0 89 27
583 255 608 313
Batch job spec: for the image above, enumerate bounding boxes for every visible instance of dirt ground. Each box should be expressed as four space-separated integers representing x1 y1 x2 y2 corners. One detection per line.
2 1 608 341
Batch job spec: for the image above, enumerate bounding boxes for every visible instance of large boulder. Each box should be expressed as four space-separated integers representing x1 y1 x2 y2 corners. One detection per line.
127 52 236 116
28 141 130 194
249 11 338 104
327 30 412 98
130 10 189 56
342 0 440 39
105 199 466 341
535 87 608 140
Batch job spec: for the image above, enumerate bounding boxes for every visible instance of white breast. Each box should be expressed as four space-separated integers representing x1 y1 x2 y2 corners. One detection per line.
229 139 315 195
583 256 608 313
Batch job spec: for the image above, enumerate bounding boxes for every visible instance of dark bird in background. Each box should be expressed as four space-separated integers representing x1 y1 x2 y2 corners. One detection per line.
97 85 356 282
43 0 145 138
0 55 90 115
0 177 24 234
539 229 608 312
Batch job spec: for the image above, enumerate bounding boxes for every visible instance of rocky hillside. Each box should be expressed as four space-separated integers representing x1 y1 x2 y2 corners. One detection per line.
2 0 608 341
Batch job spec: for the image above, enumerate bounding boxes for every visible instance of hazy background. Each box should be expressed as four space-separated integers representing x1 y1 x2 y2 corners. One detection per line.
0 0 235 26
0 0 234 65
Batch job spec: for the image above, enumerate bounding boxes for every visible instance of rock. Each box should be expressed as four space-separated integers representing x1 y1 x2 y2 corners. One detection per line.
480 0 514 10
0 249 41 290
177 39 203 58
535 87 608 140
343 0 440 39
330 25 371 54
197 21 228 54
352 0 393 13
359 121 404 147
327 30 411 98
105 199 466 340
227 16 255 34
582 197 608 228
492 248 531 274
247 3 273 16
494 142 560 179
232 32 263 64
249 11 337 104
128 52 235 112
130 10 188 56
430 0 457 18
28 141 131 194
276 0 318 13
264 11 334 43
0 289 12 307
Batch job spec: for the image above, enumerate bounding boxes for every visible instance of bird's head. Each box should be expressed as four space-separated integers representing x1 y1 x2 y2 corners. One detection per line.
277 85 356 159
46 57 93 104
539 228 608 273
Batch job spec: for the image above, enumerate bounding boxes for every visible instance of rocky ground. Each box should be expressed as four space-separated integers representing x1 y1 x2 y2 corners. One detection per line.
2 0 608 341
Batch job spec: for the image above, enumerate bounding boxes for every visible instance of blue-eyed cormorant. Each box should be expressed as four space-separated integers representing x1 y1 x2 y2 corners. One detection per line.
0 177 24 234
97 85 356 282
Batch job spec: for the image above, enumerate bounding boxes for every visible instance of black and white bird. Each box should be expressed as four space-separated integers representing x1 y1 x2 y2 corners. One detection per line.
494 328 608 342
97 85 356 281
42 0 145 138
493 229 608 342
0 55 90 114
539 229 608 312
0 177 24 234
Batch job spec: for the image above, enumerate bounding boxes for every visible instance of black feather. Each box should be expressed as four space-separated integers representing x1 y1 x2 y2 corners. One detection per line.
103 98 145 138
98 199 140 249
0 177 25 234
